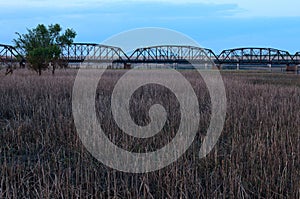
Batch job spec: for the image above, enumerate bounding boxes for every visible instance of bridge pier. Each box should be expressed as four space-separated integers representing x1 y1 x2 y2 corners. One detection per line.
236 63 240 70
268 64 272 72
124 63 131 69
286 64 298 73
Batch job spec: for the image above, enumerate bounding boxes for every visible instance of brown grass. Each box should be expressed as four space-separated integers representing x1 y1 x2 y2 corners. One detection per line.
0 69 300 198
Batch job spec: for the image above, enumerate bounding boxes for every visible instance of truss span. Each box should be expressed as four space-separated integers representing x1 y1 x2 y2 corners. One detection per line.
218 47 295 65
60 43 129 63
0 44 24 67
293 52 300 62
129 45 218 64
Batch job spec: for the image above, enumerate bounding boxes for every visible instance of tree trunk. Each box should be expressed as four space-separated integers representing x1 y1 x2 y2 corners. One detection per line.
52 64 55 75
38 67 42 76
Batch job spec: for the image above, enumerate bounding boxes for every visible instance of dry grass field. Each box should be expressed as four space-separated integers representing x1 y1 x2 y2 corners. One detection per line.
0 69 300 198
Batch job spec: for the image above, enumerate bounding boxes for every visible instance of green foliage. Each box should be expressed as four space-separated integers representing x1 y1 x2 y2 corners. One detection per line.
13 24 76 75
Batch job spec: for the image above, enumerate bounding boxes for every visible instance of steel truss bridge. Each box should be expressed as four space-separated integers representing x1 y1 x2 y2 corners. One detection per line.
0 44 24 66
1 43 300 70
60 43 128 63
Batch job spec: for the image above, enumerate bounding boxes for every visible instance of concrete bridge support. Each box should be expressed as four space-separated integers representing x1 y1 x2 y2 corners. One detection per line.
286 65 298 73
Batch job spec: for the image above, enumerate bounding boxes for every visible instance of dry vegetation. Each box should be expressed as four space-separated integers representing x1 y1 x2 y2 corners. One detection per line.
0 69 300 198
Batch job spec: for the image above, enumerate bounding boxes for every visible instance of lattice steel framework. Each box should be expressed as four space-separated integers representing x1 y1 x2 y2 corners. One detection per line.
293 52 300 62
218 48 295 65
129 45 219 63
60 43 129 63
0 44 24 66
1 43 300 67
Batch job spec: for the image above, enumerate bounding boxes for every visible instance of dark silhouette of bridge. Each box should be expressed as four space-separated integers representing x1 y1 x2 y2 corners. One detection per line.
1 43 299 71
0 44 24 65
60 43 128 63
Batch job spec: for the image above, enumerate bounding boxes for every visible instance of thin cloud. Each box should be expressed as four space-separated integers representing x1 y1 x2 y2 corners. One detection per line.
2 0 300 17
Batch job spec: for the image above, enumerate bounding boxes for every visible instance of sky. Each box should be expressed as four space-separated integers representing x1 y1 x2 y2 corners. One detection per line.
1 0 299 54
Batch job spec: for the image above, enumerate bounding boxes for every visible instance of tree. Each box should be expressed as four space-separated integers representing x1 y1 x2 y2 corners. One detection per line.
13 24 76 75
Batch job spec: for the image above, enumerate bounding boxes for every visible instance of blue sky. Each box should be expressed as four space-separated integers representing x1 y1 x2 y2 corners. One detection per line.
1 0 299 54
